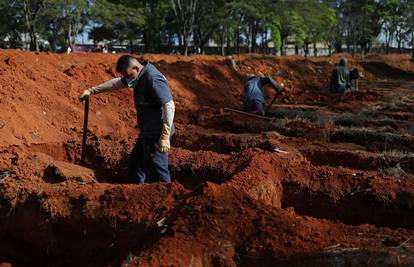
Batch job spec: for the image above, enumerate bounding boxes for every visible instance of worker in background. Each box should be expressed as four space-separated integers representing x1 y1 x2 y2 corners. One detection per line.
349 68 364 91
79 55 175 184
330 58 363 94
243 74 284 115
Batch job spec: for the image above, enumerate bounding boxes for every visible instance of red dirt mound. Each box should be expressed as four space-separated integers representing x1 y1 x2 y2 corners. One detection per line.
0 49 414 266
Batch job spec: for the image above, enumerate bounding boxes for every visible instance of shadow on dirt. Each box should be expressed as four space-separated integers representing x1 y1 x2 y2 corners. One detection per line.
234 248 411 267
361 61 414 81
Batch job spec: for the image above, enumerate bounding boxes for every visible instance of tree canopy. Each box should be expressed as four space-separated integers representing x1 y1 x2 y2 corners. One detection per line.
0 0 413 60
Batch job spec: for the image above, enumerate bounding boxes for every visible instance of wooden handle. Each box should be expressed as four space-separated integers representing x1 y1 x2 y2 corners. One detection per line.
81 96 89 164
224 108 273 121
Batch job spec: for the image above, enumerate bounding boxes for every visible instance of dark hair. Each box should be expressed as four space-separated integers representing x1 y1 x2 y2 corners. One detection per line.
116 55 137 73
339 58 348 67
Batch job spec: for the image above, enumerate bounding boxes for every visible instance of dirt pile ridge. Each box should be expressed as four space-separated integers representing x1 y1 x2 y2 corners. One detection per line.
0 49 414 266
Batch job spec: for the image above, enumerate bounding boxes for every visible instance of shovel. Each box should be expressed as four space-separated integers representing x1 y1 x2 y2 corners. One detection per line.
81 96 89 164
265 91 282 115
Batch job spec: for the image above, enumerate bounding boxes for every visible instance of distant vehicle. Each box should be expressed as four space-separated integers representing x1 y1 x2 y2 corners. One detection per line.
108 45 131 54
72 45 90 53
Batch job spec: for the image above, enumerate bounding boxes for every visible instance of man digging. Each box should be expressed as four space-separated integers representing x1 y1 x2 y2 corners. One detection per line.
243 74 284 115
79 55 175 184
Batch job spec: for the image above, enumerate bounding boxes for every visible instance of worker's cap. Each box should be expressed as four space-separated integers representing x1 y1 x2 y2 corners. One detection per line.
116 55 136 73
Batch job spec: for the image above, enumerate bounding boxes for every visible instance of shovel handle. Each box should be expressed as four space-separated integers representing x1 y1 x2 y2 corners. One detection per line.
265 91 282 115
81 96 89 164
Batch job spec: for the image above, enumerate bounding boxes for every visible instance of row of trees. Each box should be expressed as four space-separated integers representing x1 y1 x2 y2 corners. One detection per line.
0 0 413 60
0 0 88 52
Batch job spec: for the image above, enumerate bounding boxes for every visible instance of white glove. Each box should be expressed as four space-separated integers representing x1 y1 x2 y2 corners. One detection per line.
158 137 170 153
79 88 92 101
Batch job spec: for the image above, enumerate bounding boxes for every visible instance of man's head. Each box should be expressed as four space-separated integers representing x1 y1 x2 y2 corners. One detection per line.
338 58 348 67
116 55 143 78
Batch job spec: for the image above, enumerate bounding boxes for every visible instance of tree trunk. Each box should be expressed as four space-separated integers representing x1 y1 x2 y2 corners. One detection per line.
246 24 251 53
234 29 238 54
328 45 332 57
251 22 257 53
129 39 133 53
220 32 225 56
183 37 188 56
313 42 318 57
295 45 299 55
67 23 72 48
412 32 414 62
398 40 402 54
23 0 45 52
226 35 231 55
335 40 342 53
352 34 356 58
304 42 309 58
182 29 189 55
29 30 39 51
360 44 364 59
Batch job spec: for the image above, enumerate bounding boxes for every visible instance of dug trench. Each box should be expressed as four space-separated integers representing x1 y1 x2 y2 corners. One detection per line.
1 112 414 265
1 134 414 266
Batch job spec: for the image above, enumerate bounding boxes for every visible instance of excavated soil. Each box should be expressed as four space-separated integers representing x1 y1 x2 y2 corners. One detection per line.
0 50 414 266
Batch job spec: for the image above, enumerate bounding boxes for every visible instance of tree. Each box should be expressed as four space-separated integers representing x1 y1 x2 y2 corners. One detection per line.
193 0 225 54
299 0 336 57
342 0 382 58
379 0 403 54
403 0 414 61
272 9 306 56
59 0 89 48
139 0 170 53
22 0 47 51
321 8 337 56
44 0 89 50
0 0 24 49
214 0 256 55
170 0 198 55
91 0 145 48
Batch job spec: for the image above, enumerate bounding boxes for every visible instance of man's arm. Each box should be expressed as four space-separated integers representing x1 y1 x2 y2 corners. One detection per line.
261 77 283 94
151 74 175 153
160 100 175 145
79 78 127 100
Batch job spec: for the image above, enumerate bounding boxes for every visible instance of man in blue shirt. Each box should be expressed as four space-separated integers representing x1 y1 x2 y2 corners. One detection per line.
243 74 284 115
79 55 175 184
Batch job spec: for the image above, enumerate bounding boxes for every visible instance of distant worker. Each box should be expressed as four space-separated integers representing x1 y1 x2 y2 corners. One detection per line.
330 58 363 94
79 55 175 184
243 74 284 115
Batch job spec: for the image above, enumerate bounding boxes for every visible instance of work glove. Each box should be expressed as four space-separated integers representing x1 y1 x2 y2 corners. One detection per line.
79 88 92 101
158 137 170 153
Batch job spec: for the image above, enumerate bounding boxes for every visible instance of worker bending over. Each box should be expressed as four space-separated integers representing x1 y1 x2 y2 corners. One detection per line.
79 55 174 184
330 58 362 94
243 74 284 115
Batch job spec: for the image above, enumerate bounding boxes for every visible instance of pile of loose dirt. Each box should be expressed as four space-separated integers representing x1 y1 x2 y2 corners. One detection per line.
1 49 414 266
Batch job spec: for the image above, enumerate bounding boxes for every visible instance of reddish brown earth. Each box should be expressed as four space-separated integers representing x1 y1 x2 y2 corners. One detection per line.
0 50 414 266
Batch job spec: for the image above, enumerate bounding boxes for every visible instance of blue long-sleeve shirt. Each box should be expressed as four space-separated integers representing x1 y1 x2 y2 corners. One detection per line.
243 76 281 114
